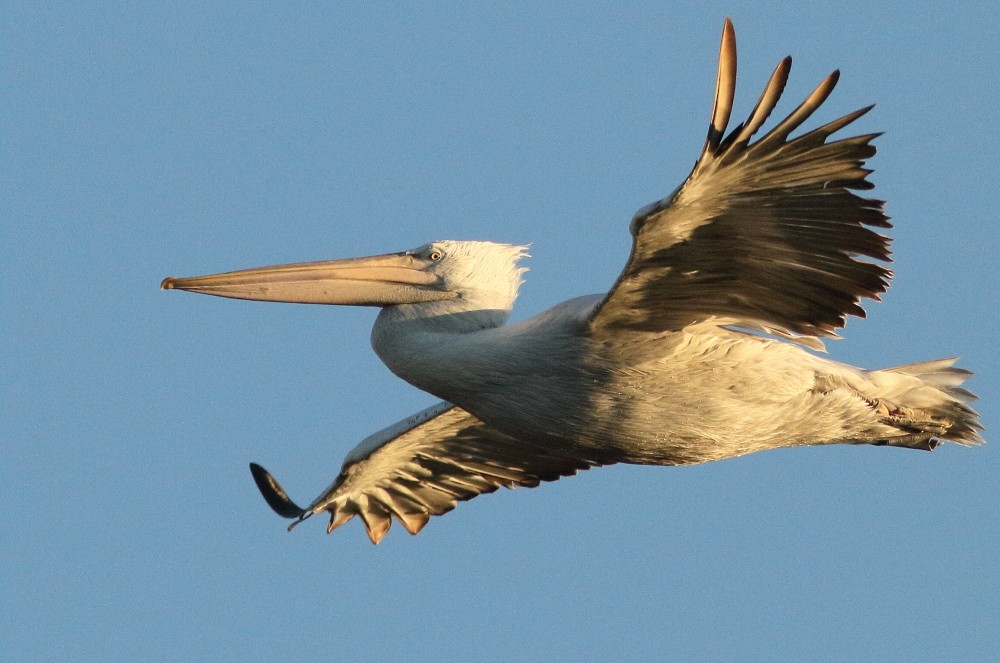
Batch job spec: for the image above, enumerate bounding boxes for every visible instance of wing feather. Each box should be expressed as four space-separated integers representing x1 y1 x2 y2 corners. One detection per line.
251 402 612 543
725 56 790 149
591 21 890 345
705 18 737 153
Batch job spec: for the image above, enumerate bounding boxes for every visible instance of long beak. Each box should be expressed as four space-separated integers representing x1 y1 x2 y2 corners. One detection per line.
161 252 455 306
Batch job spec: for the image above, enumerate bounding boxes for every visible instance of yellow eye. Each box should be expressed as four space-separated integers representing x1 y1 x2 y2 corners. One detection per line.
428 250 443 261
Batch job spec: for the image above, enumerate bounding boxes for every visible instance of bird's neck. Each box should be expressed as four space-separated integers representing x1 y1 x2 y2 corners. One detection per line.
370 302 512 401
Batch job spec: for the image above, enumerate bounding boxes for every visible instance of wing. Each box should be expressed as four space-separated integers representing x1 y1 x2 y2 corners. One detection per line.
250 402 612 544
589 19 891 349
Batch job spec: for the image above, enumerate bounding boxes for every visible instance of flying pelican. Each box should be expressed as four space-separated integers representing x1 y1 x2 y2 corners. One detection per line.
162 20 982 544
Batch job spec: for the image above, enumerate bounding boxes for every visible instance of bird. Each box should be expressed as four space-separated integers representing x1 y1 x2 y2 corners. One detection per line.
162 19 982 544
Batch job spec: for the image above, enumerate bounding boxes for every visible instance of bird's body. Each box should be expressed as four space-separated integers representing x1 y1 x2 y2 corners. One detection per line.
163 20 982 543
374 278 967 467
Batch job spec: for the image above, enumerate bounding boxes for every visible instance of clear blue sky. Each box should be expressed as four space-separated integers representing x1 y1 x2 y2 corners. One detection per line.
4 3 998 661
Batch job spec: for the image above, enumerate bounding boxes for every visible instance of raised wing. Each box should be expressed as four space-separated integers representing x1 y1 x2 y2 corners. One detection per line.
250 402 612 543
589 19 891 348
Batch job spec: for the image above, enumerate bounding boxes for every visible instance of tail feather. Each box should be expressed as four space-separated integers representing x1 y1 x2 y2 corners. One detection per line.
874 357 983 447
884 357 972 389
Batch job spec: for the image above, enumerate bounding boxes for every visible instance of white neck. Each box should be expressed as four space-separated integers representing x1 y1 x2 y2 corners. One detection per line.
370 301 513 402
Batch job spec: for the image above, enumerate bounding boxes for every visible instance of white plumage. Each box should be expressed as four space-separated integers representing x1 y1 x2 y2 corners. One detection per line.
163 20 982 544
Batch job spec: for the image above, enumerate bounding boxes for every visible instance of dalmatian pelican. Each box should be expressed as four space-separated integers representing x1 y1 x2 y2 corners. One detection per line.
162 19 982 543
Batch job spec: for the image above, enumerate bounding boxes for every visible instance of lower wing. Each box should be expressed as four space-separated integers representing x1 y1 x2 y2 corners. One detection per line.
250 402 614 543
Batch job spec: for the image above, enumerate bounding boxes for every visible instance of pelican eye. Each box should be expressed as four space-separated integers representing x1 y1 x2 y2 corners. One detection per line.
428 249 444 261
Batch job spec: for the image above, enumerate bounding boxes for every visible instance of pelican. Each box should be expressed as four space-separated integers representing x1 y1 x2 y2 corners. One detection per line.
163 20 982 544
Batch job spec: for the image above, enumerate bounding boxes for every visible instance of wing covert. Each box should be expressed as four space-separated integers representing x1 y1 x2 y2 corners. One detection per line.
590 19 891 347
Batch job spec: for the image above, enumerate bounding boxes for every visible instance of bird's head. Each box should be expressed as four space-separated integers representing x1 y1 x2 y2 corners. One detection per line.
161 240 529 314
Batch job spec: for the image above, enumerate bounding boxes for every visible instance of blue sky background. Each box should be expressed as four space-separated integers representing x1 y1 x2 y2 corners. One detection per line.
4 3 998 661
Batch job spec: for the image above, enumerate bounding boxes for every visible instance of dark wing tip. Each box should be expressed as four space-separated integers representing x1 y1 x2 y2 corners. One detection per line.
249 462 307 520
